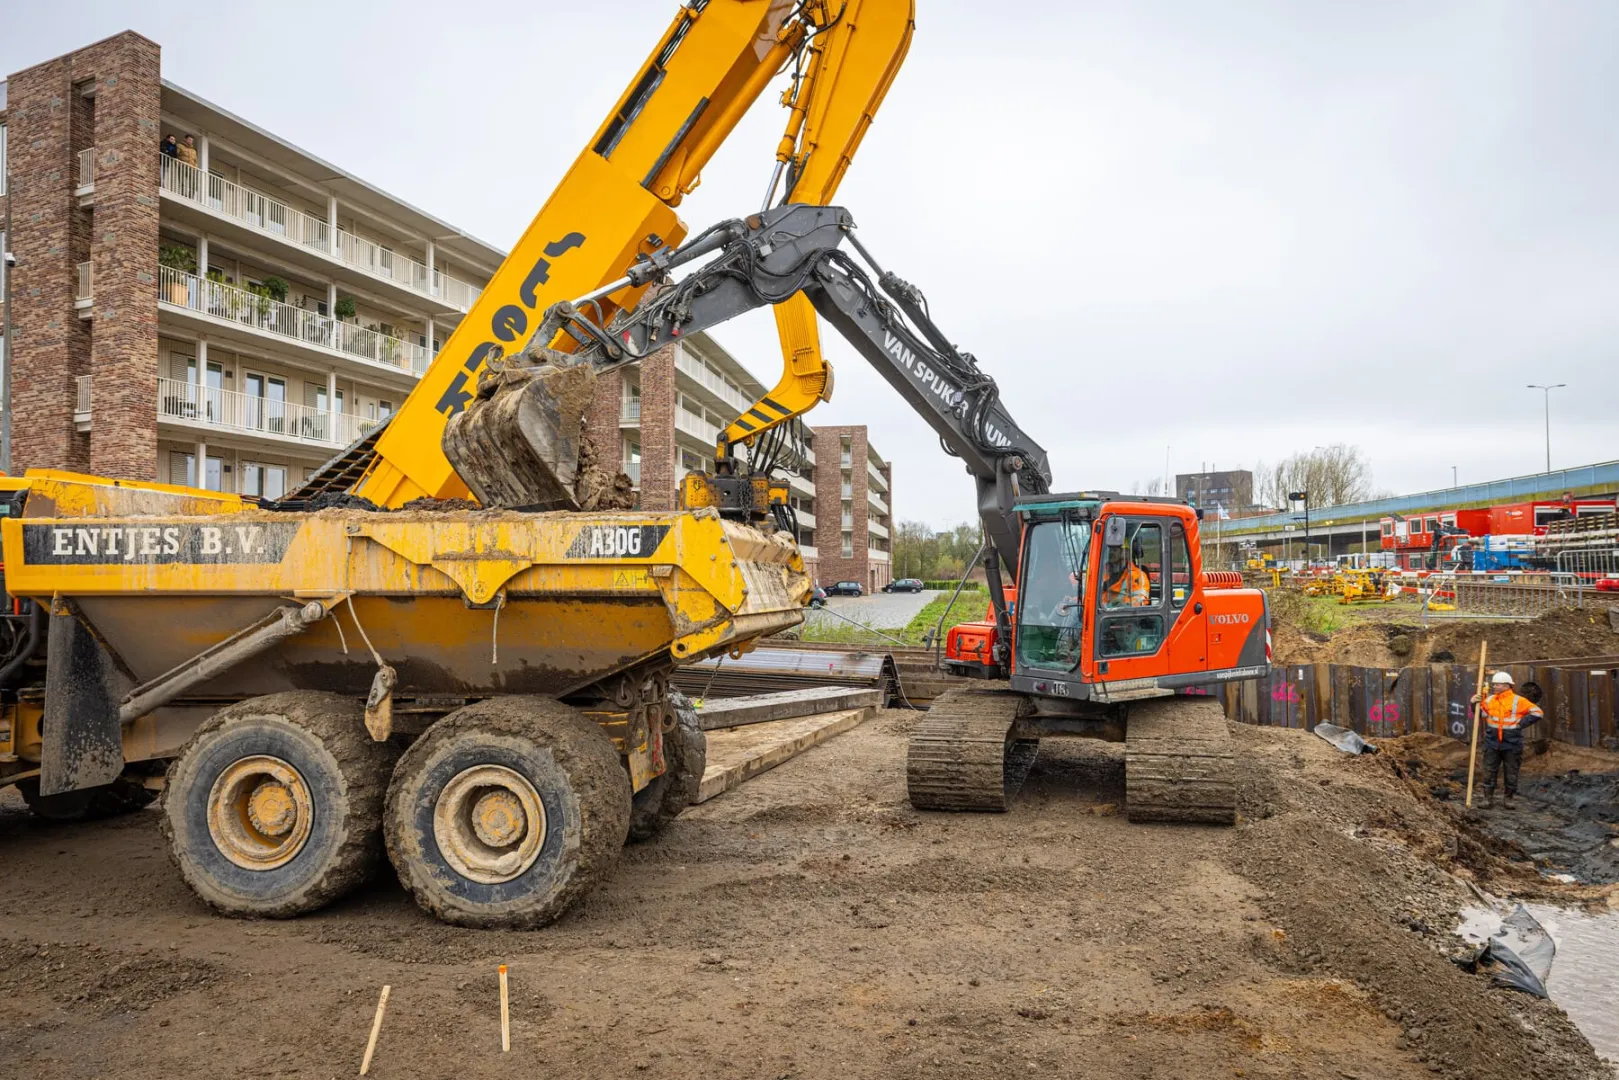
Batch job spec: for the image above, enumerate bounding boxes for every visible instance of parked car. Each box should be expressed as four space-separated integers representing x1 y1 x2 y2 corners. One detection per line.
882 578 925 593
824 580 864 597
808 584 827 608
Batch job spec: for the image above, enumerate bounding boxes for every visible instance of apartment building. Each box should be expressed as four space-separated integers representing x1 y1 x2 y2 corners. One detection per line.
0 32 499 494
585 334 895 590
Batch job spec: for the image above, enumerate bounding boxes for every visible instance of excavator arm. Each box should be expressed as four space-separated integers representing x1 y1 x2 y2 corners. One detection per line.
457 204 1050 587
294 0 912 508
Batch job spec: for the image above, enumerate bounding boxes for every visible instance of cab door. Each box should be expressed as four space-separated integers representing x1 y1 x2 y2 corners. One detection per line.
1092 513 1206 683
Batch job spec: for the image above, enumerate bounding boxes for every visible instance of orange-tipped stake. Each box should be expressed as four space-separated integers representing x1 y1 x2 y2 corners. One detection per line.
499 965 510 1052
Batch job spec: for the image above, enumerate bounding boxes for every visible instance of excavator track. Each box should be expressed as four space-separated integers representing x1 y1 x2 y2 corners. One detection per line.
906 689 1038 812
1123 696 1237 825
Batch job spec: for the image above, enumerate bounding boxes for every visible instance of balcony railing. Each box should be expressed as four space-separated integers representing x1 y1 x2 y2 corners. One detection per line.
867 461 887 491
621 400 641 422
623 461 642 486
157 154 482 312
841 483 853 498
158 376 365 445
76 262 93 300
675 351 753 415
869 491 889 516
158 265 427 375
676 408 719 445
77 148 96 189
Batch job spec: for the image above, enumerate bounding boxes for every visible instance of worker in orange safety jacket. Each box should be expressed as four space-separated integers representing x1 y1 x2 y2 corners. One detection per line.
1101 542 1151 608
1470 670 1542 807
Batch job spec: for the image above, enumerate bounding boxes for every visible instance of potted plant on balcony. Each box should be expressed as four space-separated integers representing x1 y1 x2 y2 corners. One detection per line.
262 276 289 303
334 295 357 321
158 244 196 305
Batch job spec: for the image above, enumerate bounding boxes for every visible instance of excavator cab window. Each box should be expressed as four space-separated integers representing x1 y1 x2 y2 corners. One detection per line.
1014 518 1090 672
1097 520 1167 659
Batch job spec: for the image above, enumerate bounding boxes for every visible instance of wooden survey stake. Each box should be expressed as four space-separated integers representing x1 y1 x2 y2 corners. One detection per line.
499 964 510 1052
1464 641 1489 808
360 985 390 1076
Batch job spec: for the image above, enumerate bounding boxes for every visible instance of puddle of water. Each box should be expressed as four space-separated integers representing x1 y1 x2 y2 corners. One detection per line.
1458 904 1619 1068
1526 904 1619 1068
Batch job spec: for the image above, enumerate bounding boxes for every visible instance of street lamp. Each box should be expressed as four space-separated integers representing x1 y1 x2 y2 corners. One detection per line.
1289 489 1310 567
1527 384 1566 474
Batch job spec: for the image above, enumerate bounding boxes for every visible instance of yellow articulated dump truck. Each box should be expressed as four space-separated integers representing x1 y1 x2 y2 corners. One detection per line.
0 0 913 928
0 470 806 926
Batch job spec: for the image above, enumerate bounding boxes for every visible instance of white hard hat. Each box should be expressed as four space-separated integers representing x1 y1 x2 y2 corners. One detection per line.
1491 671 1514 686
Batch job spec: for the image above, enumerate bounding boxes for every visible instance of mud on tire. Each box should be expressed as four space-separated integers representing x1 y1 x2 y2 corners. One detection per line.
383 696 631 930
627 689 707 843
162 692 398 918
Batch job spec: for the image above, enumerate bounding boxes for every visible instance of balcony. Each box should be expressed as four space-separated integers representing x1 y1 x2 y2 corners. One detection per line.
620 400 641 425
788 472 815 499
841 513 854 528
799 544 818 560
868 519 889 540
675 407 719 446
869 547 891 562
74 375 92 432
157 155 482 314
675 350 754 416
75 262 93 317
867 461 888 491
868 490 888 516
795 507 816 529
158 265 427 379
623 461 641 487
841 483 853 498
76 148 96 203
158 376 367 448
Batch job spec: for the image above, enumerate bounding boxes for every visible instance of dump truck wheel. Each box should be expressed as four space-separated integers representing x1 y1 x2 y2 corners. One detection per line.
162 692 396 918
383 696 630 929
627 689 707 843
16 773 156 822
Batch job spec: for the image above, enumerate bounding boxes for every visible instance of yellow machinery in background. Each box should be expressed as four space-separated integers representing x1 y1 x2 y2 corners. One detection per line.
0 0 915 930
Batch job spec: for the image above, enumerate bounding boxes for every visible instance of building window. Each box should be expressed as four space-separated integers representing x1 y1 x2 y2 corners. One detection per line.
0 123 6 196
171 451 223 491
241 462 287 500
841 533 854 558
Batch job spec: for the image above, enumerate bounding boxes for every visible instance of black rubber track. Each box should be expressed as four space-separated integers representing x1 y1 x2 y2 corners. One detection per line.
162 691 399 918
906 688 1036 812
383 696 631 930
1124 696 1237 825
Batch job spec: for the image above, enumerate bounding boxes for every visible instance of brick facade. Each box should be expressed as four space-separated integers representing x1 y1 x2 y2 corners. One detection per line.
635 344 677 510
5 32 161 479
811 424 892 592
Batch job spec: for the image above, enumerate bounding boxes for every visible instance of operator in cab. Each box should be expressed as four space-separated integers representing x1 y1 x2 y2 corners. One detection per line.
1101 539 1151 608
1470 671 1543 808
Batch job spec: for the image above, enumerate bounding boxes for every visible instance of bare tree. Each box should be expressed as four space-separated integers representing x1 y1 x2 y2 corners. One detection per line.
1253 444 1374 509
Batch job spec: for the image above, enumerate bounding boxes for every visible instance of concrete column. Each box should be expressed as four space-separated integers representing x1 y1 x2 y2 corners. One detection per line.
328 195 339 259
425 242 436 297
327 282 339 348
326 370 338 444
197 234 209 277
425 318 436 356
193 439 207 488
198 134 210 172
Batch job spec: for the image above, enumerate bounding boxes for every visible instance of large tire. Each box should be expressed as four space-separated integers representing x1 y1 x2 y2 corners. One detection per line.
627 689 707 843
17 773 156 822
162 692 396 918
383 696 631 929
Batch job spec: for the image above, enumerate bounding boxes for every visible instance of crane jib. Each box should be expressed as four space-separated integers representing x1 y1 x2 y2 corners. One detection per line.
432 232 589 419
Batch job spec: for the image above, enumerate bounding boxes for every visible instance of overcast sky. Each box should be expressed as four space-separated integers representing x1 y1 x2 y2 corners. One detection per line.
8 1 1617 528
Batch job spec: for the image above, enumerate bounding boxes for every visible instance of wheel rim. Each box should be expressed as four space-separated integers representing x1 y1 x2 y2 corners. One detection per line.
207 755 313 871
432 765 547 884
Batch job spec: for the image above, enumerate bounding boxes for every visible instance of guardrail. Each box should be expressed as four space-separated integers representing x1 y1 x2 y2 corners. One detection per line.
157 376 364 445
158 265 427 374
77 148 95 189
76 262 93 300
74 375 92 415
158 154 481 312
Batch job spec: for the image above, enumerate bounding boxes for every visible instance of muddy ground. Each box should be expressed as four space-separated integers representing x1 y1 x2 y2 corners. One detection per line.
0 715 1612 1079
1270 595 1619 668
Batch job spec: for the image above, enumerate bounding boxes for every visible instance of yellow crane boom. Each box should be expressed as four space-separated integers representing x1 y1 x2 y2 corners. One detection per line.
336 0 913 507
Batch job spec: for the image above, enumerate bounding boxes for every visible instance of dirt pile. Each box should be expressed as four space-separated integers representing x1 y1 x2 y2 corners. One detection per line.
1271 598 1619 667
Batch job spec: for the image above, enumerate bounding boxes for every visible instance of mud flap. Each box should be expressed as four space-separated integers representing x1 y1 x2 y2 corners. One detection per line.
442 359 595 509
41 612 132 796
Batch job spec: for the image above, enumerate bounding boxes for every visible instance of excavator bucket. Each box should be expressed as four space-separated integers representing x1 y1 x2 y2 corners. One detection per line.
443 356 603 510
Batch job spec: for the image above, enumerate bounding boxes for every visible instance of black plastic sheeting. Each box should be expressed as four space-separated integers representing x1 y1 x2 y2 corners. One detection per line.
1312 722 1377 755
1459 905 1556 998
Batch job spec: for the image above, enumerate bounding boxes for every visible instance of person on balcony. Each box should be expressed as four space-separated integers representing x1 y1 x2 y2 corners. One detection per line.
177 134 200 168
161 134 179 158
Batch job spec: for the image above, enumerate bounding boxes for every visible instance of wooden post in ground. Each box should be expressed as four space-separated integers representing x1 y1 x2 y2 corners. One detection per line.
498 965 510 1052
1464 642 1489 808
360 985 390 1076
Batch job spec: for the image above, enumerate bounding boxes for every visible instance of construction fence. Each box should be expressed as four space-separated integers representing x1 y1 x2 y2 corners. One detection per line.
1199 656 1619 749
